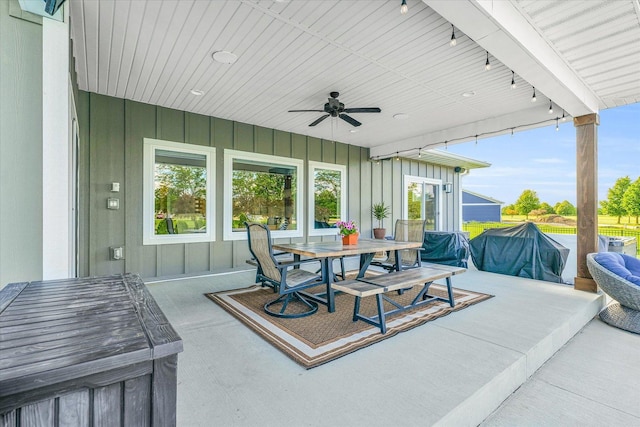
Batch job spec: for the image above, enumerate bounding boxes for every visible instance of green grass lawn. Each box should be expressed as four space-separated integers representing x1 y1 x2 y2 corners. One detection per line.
502 214 640 227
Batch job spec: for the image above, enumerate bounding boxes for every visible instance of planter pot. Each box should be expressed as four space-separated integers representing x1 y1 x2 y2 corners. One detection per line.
373 228 386 239
342 233 359 245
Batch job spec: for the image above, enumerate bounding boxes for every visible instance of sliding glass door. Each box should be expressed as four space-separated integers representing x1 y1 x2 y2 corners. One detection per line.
403 176 442 230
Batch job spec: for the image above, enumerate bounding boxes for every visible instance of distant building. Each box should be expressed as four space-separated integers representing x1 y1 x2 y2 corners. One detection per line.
462 190 503 222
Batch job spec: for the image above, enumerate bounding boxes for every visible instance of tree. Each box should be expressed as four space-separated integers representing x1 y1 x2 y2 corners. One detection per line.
514 189 540 220
502 204 517 217
539 202 554 215
555 200 576 216
622 176 640 224
601 176 631 223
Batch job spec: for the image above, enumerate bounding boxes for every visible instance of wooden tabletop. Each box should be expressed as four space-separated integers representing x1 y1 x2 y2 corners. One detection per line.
273 238 423 258
0 274 183 398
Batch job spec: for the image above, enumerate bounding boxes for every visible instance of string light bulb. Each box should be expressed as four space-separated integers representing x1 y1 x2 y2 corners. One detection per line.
561 110 567 122
531 87 537 102
475 135 478 145
548 100 553 114
395 152 400 161
400 0 408 14
485 51 491 71
511 128 514 137
450 24 457 47
556 117 559 131
511 71 516 89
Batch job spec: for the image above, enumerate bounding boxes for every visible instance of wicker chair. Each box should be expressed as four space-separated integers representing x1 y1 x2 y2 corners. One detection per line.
371 219 425 272
245 222 325 318
586 252 640 334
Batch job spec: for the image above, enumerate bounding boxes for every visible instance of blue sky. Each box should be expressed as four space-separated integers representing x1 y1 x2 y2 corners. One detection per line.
446 103 640 206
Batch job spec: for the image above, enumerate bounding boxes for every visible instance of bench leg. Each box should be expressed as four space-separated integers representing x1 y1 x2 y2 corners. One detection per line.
375 294 387 334
445 277 455 307
351 294 387 334
353 296 361 321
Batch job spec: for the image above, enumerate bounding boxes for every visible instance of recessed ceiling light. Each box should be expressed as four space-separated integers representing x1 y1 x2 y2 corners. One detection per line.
190 89 204 96
393 113 409 120
212 50 238 64
350 129 358 133
462 91 476 97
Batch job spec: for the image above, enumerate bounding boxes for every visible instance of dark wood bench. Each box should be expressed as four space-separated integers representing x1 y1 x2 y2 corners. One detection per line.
331 266 464 334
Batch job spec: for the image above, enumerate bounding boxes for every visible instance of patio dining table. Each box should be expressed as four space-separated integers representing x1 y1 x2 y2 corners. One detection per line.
272 238 423 312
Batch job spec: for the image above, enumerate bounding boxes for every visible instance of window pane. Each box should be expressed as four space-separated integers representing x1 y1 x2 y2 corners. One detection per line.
313 169 341 229
154 150 207 235
407 182 422 220
232 159 298 231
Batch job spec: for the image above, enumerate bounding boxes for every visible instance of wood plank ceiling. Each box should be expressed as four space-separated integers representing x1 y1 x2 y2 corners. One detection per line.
69 0 640 152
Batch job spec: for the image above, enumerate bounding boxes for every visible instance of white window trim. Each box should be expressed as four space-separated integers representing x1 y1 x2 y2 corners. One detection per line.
402 175 443 231
223 149 304 241
308 161 347 237
143 138 216 245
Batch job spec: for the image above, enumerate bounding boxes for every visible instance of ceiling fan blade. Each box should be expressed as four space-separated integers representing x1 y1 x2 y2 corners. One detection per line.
309 114 330 126
343 107 381 113
288 109 325 112
339 114 362 127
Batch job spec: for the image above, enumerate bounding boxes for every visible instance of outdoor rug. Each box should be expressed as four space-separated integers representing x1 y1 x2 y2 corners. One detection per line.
205 276 492 369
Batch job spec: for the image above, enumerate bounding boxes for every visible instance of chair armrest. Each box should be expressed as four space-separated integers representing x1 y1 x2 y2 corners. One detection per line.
276 258 322 269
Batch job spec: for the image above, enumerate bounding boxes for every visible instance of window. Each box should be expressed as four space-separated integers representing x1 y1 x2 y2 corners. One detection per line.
403 175 442 231
224 150 304 240
308 161 346 236
143 138 215 245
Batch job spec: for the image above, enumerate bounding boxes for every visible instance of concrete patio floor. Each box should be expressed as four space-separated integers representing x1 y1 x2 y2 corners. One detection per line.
145 234 640 426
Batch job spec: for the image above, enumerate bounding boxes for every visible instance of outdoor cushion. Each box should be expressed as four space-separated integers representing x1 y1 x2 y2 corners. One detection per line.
593 252 640 286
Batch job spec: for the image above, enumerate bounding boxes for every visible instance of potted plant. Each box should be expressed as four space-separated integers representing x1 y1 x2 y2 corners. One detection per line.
371 202 390 239
336 220 359 245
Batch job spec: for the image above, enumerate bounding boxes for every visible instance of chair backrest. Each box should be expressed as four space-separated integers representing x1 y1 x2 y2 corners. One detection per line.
245 222 281 282
389 219 426 265
165 218 176 234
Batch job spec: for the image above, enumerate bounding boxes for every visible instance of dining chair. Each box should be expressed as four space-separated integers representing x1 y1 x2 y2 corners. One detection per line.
372 219 425 272
245 222 326 318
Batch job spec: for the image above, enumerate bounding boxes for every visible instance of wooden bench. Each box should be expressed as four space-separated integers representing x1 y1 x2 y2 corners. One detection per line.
331 267 464 334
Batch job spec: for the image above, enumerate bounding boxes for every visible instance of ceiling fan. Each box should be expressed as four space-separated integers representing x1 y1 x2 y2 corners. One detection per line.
288 91 381 127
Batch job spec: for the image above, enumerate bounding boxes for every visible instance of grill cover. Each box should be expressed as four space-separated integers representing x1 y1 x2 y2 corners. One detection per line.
469 222 569 283
421 231 470 267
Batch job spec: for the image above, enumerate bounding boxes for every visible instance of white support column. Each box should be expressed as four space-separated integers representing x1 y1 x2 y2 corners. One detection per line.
42 9 72 279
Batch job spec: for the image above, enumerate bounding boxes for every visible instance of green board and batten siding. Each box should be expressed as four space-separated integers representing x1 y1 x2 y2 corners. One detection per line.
78 92 459 280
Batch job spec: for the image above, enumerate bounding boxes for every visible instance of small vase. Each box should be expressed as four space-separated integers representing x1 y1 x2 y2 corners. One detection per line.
342 233 358 245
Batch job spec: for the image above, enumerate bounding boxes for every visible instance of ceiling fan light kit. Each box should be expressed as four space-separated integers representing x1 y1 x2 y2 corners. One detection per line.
288 92 381 127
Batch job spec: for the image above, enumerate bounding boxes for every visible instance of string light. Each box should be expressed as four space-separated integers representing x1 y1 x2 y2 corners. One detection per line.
531 87 537 102
511 71 516 89
548 100 553 114
561 110 567 122
450 24 457 47
556 117 559 131
484 51 491 71
418 150 422 158
400 0 408 14
444 141 448 150
370 116 561 162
